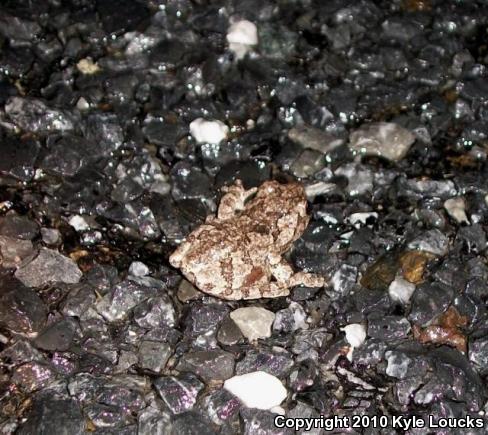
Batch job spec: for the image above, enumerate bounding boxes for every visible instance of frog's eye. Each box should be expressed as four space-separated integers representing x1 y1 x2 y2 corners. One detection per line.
244 190 257 205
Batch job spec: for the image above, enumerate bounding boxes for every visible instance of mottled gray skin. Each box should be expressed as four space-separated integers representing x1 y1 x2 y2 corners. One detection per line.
169 180 325 300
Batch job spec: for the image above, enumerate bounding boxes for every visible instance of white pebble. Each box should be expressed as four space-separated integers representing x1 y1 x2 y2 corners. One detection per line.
226 20 258 59
230 307 275 341
76 58 100 75
189 118 229 144
388 276 416 304
68 215 89 232
346 212 378 228
76 97 90 111
341 323 366 348
444 197 469 224
224 371 287 410
129 261 150 277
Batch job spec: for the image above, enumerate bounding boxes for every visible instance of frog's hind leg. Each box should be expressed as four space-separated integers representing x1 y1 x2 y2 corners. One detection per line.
217 179 258 220
240 281 291 300
270 257 325 289
287 271 325 288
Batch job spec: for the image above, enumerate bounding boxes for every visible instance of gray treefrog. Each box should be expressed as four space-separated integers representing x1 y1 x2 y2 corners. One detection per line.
169 179 325 300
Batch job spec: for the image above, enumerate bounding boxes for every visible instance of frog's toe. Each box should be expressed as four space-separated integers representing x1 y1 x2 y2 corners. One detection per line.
289 272 325 288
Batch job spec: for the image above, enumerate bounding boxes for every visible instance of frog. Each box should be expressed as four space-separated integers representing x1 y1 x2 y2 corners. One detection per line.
169 179 325 300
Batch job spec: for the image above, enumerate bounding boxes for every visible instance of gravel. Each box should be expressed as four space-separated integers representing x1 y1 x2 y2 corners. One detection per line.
1 0 488 433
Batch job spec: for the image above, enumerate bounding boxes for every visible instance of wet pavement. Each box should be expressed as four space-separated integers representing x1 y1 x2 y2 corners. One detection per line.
1 0 488 433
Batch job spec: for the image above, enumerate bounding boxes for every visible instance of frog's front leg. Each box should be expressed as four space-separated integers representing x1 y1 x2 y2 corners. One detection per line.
217 179 257 220
240 281 291 299
269 255 325 289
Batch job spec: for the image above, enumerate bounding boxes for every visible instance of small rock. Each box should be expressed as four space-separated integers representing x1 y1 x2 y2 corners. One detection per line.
354 339 387 366
288 363 318 393
133 295 176 328
76 57 100 75
0 235 34 268
341 323 366 348
335 163 373 196
399 250 433 284
129 261 150 277
177 350 235 382
444 197 469 224
138 341 172 373
273 302 308 333
349 122 415 161
407 229 450 256
224 371 287 410
177 279 202 303
0 275 47 334
96 278 160 322
415 208 447 229
40 228 61 245
368 315 411 340
189 118 229 144
184 303 229 340
405 178 457 199
153 373 204 414
68 215 90 232
346 212 378 228
34 318 78 351
0 214 38 240
409 282 454 326
235 348 294 378
304 181 336 199
360 254 398 291
217 316 244 346
5 97 74 134
331 264 357 297
203 388 242 426
15 248 82 287
290 149 325 178
227 19 258 59
230 307 275 341
469 338 488 368
456 224 487 253
385 351 412 379
114 350 138 373
288 125 344 154
76 97 90 111
412 307 467 353
388 276 416 304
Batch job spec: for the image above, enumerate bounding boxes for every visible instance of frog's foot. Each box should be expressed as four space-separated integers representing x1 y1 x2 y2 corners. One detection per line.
239 281 290 300
270 257 325 289
218 179 258 220
287 271 325 288
168 241 189 268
